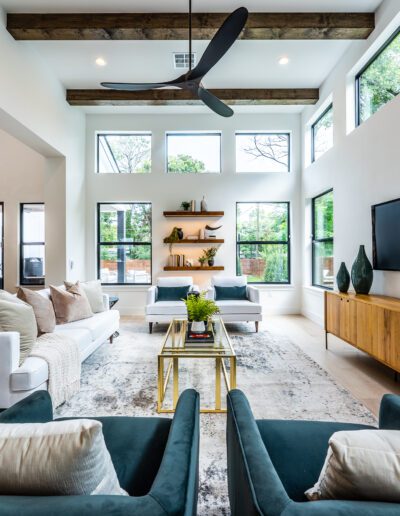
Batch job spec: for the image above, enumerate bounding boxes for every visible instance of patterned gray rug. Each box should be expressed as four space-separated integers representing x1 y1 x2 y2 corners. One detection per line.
56 320 376 515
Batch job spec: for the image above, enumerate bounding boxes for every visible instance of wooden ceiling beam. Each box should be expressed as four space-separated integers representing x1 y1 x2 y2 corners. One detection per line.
66 88 319 107
8 12 375 41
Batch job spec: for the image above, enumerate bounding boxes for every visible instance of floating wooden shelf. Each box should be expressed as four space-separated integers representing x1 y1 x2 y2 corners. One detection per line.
164 266 224 271
164 239 224 244
163 211 224 218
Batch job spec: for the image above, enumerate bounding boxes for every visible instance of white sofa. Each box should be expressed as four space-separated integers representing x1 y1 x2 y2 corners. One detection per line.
145 277 198 333
206 276 262 332
0 289 119 409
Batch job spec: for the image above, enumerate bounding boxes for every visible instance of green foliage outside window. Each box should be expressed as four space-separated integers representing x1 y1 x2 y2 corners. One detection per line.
167 154 206 173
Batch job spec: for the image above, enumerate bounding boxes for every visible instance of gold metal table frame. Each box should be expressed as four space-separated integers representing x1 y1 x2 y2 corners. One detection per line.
157 318 236 414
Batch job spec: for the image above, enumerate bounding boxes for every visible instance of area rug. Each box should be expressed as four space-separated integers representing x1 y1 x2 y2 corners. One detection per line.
56 320 376 515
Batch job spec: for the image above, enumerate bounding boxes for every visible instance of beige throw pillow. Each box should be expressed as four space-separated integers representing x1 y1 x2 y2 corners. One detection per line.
50 282 93 324
66 280 105 314
0 419 128 496
306 429 400 503
17 287 56 335
0 290 24 304
0 298 37 364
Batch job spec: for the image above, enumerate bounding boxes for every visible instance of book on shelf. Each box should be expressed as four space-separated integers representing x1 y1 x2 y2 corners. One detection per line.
167 254 186 267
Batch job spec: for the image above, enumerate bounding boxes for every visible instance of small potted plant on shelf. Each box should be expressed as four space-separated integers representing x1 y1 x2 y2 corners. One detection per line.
203 247 218 266
198 256 207 267
184 292 219 333
180 201 191 211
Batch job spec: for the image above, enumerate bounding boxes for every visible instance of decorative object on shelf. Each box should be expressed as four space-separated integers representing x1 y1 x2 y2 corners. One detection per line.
183 292 219 333
200 196 208 212
190 200 196 212
164 227 181 252
203 247 218 267
185 259 194 267
204 224 222 239
187 235 199 240
336 262 350 293
198 256 207 267
351 245 373 295
177 228 184 240
180 201 191 211
199 227 205 239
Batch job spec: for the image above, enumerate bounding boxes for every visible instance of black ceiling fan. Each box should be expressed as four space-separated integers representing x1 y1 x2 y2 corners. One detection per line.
101 1 248 117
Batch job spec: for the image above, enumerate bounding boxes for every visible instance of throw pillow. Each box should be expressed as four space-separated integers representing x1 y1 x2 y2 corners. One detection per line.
305 429 400 503
0 419 128 496
215 285 248 301
157 285 191 301
0 299 37 364
0 290 25 304
50 282 93 324
17 287 56 335
66 280 105 314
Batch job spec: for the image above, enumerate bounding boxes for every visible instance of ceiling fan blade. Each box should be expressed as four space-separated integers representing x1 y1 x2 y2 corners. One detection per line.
198 87 233 117
101 82 173 91
188 7 248 80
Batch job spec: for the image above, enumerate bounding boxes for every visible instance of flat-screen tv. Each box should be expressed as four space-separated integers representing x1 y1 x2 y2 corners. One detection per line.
372 198 400 271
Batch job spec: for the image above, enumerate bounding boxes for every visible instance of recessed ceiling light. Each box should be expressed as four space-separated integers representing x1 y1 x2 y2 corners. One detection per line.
95 57 107 67
279 56 290 65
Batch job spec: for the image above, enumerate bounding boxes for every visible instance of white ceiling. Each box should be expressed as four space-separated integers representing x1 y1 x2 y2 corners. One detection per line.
1 0 384 114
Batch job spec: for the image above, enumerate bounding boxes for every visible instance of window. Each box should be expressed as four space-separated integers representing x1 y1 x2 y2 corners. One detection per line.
98 203 151 285
97 133 151 173
356 28 400 125
236 202 290 284
0 203 3 290
166 132 221 173
20 203 45 286
236 132 290 173
311 105 333 162
312 190 334 289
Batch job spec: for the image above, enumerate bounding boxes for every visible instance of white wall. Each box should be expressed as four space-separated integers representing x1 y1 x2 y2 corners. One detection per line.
301 0 400 326
86 113 302 315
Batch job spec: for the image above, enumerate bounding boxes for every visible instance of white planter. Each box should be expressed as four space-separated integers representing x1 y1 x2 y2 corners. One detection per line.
191 321 206 333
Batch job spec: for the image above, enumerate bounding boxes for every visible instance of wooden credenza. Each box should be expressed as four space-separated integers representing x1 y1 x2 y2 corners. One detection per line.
325 291 400 373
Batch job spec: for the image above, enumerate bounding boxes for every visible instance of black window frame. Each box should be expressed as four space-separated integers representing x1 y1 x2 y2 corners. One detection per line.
97 202 152 286
355 26 400 127
311 104 333 163
165 131 222 174
311 189 334 290
20 202 45 286
96 132 152 174
236 201 291 285
0 202 3 290
235 131 291 173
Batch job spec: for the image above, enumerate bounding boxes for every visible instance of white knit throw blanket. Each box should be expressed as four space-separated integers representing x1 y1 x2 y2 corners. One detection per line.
30 333 81 408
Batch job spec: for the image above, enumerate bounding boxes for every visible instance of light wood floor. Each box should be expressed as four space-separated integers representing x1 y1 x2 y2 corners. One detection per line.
125 315 400 418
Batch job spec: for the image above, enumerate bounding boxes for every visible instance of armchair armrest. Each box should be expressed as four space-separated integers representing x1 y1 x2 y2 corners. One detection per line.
191 284 200 294
379 394 400 429
102 293 110 311
205 287 215 300
0 391 53 423
150 389 200 515
147 285 157 305
247 285 261 304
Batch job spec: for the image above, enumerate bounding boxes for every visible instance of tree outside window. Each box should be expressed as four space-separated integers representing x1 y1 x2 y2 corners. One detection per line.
97 133 151 173
312 190 334 289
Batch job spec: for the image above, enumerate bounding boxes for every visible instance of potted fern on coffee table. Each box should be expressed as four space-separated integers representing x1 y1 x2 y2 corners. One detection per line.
184 292 219 334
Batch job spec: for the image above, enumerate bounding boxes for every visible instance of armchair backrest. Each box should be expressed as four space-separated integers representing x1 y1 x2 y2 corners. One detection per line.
211 276 247 287
157 276 193 287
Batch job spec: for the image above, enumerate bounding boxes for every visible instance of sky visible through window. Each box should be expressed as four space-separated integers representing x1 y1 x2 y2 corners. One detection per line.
167 133 221 173
236 133 290 173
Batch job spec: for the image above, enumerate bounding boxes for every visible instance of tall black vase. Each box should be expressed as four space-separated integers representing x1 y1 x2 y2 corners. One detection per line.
351 245 373 295
336 262 350 293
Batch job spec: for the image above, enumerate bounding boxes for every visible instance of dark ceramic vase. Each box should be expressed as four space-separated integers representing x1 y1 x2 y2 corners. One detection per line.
177 228 184 240
351 245 373 295
336 262 350 293
208 258 214 267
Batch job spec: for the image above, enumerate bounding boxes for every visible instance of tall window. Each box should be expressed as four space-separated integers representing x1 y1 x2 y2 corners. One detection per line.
20 203 45 286
236 132 290 173
97 133 151 173
0 203 3 290
311 105 333 162
312 190 334 289
166 132 221 173
236 202 290 284
356 28 400 125
98 203 152 285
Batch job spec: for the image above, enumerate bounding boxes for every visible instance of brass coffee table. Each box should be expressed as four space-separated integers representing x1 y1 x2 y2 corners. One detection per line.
157 318 236 414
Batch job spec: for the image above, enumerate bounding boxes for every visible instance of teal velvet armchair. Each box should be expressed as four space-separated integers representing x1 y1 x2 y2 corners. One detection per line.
0 389 200 516
227 389 400 516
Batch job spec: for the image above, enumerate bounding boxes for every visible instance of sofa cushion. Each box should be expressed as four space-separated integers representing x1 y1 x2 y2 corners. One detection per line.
53 328 92 356
56 416 172 497
146 301 187 316
157 276 193 287
17 287 56 335
256 419 376 502
216 300 261 314
54 310 119 341
215 285 248 301
50 283 93 324
157 285 190 302
10 357 48 391
211 276 247 287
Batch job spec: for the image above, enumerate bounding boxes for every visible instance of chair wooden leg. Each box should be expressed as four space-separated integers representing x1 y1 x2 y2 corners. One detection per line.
149 322 153 334
109 334 114 344
255 321 259 333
